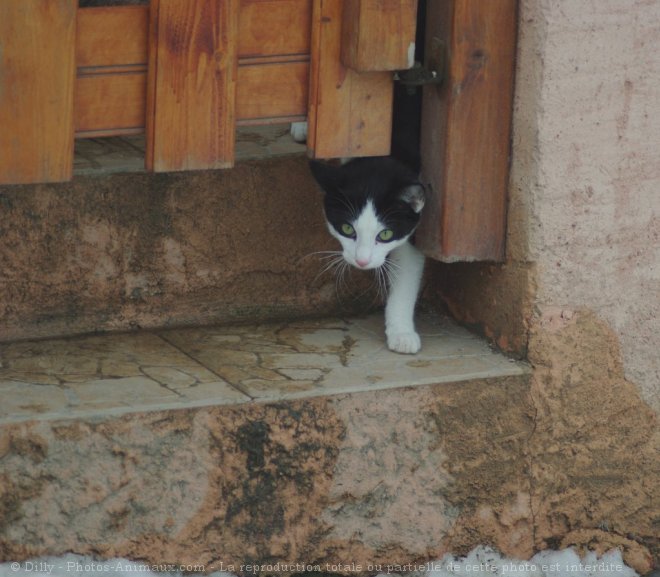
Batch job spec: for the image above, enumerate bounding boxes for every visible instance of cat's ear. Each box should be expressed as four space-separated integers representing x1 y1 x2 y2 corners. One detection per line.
309 160 344 194
399 183 426 213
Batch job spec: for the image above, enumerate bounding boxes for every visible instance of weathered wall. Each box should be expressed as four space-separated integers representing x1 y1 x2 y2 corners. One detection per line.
0 377 535 572
434 0 659 407
525 0 660 411
429 0 659 562
1 370 656 573
0 157 372 342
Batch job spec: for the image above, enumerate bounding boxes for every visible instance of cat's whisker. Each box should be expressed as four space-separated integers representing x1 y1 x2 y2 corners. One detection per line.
373 269 383 300
383 258 401 282
378 261 392 296
334 261 351 298
323 257 344 274
314 256 344 282
313 255 345 284
318 253 343 261
340 262 352 293
384 260 400 282
298 250 342 265
357 266 384 305
377 266 391 299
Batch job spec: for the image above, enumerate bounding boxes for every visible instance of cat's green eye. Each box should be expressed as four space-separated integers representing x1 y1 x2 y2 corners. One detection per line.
378 229 394 242
341 223 355 237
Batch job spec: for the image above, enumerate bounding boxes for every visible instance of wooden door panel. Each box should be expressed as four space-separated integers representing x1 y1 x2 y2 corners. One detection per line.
307 0 394 159
0 0 76 184
237 62 309 122
0 0 419 182
341 0 418 71
416 0 517 262
146 0 239 172
75 73 147 137
77 6 148 68
238 0 312 57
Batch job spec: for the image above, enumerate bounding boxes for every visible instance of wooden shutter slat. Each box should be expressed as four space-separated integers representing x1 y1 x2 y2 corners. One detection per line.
238 0 312 58
146 0 238 172
0 0 76 184
77 6 148 69
307 0 393 159
341 0 418 72
236 62 309 121
75 73 147 137
417 0 517 262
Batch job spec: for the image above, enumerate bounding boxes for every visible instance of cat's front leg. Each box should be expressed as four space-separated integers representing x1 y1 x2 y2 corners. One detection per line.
385 241 425 354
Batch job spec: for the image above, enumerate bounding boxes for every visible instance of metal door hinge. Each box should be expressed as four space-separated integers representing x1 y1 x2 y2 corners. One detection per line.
394 37 446 94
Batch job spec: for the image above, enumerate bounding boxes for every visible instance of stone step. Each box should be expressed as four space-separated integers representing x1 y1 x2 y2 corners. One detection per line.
0 312 527 424
0 312 532 568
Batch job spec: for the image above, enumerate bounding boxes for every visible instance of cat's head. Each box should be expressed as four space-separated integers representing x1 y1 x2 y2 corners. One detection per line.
310 157 425 270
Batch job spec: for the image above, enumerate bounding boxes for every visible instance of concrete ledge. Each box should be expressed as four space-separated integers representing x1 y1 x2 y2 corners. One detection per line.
0 155 373 343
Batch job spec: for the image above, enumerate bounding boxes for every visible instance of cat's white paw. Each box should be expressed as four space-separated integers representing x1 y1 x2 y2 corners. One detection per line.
387 331 421 354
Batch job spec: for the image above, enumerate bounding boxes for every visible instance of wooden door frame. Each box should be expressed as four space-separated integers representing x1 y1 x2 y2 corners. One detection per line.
416 0 518 262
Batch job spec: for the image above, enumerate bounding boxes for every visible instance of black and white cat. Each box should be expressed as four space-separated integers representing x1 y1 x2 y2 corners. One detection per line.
310 157 425 354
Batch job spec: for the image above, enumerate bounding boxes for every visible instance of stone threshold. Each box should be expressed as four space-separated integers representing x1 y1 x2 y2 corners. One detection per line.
0 312 529 425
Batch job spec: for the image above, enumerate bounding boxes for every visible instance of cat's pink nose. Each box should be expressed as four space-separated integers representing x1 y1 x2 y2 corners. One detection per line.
356 258 370 268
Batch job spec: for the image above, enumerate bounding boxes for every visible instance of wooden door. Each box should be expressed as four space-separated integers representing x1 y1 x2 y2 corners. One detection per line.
416 0 518 262
0 0 77 184
0 0 415 181
145 0 239 171
0 0 517 266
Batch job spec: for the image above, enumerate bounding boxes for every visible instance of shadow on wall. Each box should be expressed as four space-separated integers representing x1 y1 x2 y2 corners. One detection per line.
0 156 377 342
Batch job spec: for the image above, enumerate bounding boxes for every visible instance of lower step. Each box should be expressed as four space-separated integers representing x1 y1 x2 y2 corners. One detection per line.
0 312 526 423
0 313 532 567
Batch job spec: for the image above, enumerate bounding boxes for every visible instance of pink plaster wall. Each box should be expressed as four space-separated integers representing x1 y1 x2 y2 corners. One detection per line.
515 0 660 410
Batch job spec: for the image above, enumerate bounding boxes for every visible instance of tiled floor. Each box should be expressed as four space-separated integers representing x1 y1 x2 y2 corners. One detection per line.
73 125 306 176
0 313 528 424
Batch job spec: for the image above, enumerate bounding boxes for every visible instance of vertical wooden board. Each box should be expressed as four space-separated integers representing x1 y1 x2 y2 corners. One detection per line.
307 0 393 159
146 0 238 172
417 0 517 262
0 0 76 184
145 0 160 171
341 0 418 71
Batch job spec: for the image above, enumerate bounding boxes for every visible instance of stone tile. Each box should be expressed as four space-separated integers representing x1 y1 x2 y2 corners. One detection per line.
163 312 529 401
235 124 306 161
74 135 146 176
0 381 70 416
0 312 529 422
73 126 306 177
0 332 249 423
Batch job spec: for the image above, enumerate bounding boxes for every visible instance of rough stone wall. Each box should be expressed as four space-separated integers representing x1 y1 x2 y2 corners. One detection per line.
526 309 657 569
0 157 372 342
0 377 534 573
428 0 659 564
2 370 655 572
